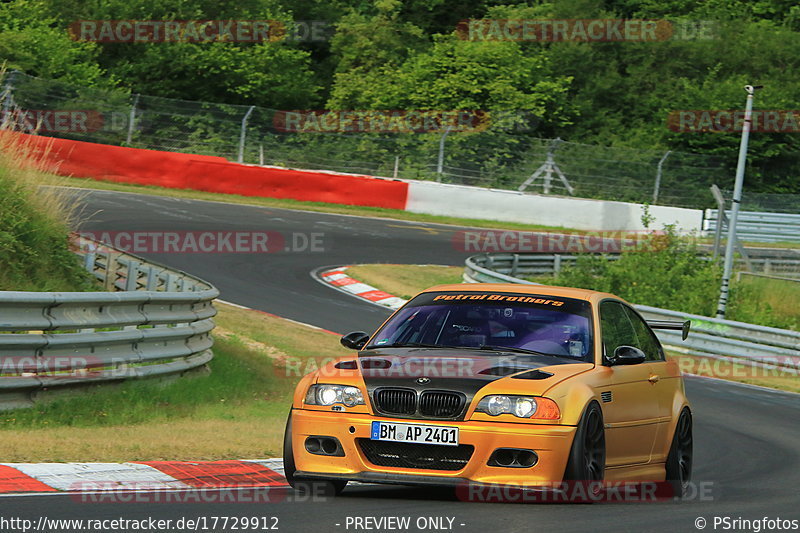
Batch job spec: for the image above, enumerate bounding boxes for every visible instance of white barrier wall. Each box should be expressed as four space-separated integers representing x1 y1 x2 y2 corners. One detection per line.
404 181 702 231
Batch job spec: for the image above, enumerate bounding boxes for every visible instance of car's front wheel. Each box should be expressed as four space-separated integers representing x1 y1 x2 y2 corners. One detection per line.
282 411 347 497
563 401 606 482
666 408 692 498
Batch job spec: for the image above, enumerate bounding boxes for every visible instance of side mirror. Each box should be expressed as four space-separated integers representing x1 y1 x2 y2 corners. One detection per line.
610 345 646 366
341 331 370 350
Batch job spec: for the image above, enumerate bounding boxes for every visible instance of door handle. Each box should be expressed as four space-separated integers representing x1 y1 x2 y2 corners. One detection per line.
648 374 660 384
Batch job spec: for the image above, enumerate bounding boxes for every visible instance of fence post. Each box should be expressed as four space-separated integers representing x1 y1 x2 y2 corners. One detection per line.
238 105 255 164
653 150 671 204
436 126 453 182
393 155 400 178
126 94 139 145
1 70 16 128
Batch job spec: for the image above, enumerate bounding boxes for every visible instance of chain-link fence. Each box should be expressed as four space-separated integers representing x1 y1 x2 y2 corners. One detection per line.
4 69 795 211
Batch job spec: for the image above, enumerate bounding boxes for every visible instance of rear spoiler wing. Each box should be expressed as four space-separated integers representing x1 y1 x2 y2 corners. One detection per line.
647 320 691 341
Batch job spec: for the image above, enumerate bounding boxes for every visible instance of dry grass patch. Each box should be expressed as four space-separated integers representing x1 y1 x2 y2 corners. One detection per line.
345 264 464 300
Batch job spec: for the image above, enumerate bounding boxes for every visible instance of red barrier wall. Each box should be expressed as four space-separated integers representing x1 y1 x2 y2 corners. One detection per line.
18 134 409 209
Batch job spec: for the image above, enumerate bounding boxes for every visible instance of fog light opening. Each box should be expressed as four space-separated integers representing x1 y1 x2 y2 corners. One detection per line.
305 437 321 454
495 449 515 467
516 450 538 467
321 438 339 455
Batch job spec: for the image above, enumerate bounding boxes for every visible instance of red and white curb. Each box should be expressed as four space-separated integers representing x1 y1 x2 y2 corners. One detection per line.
0 459 286 495
317 267 408 310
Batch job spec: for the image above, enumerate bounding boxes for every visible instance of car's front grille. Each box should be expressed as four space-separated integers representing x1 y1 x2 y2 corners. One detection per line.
358 439 474 471
419 391 464 418
372 388 466 419
374 388 416 415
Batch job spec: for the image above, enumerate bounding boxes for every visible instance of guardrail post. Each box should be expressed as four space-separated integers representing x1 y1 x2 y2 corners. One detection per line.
83 245 96 274
511 254 519 277
145 266 158 291
553 254 562 277
104 251 116 291
125 260 140 291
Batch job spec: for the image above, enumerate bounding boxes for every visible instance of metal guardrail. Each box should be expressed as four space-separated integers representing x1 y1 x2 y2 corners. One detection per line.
466 249 800 281
704 209 800 243
464 253 615 281
464 254 800 372
0 235 219 409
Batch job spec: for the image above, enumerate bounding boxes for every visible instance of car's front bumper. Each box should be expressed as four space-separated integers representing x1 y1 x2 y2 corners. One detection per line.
290 408 577 486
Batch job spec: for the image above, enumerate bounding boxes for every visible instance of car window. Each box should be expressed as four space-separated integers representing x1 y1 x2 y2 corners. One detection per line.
622 306 664 362
599 300 638 360
367 291 594 361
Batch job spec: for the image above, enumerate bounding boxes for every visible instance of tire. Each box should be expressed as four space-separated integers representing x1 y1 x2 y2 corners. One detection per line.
283 411 347 497
665 408 692 498
564 402 606 482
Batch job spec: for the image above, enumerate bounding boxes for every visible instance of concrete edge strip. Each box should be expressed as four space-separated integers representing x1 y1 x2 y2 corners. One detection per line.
315 266 408 311
0 460 288 496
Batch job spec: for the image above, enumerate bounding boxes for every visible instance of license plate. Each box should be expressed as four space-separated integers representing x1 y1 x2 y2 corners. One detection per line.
370 421 459 446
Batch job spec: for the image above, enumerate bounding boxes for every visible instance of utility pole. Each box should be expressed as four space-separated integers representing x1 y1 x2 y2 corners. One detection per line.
716 84 762 319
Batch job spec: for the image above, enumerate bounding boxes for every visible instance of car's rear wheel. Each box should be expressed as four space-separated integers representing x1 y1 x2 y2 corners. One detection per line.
666 408 692 498
564 401 606 482
283 411 347 497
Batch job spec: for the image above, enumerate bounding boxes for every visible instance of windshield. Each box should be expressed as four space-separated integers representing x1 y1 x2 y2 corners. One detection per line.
367 291 594 362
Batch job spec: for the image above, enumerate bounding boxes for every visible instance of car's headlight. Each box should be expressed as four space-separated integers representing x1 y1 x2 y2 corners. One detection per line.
305 384 365 407
476 395 560 419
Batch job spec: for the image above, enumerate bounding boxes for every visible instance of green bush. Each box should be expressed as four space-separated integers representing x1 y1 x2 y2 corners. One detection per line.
556 227 722 316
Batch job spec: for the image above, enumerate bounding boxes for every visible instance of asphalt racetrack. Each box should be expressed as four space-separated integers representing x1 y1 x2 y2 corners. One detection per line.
3 190 798 533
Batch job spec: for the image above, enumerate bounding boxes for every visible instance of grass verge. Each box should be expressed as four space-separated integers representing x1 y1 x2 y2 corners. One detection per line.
726 274 800 330
345 264 464 300
0 133 96 291
0 302 349 462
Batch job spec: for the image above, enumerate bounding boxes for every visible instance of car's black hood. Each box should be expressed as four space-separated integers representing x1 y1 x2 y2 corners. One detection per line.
355 347 581 419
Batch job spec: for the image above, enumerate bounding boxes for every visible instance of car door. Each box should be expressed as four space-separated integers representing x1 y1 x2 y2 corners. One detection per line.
621 305 681 463
597 300 661 467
